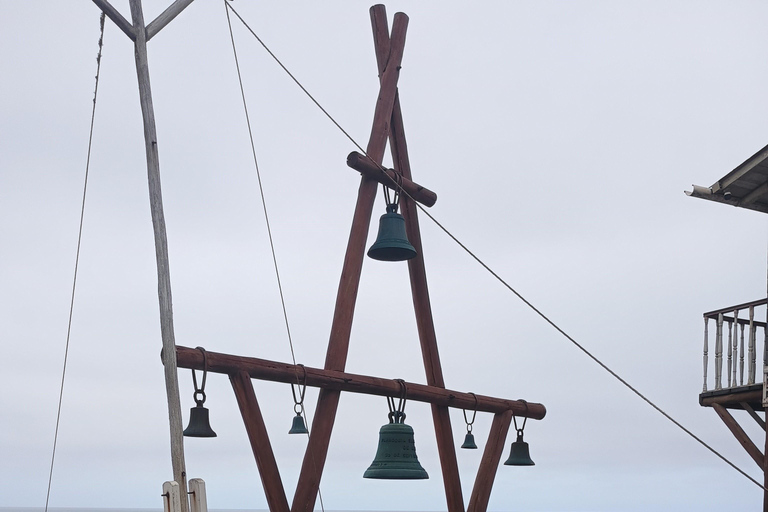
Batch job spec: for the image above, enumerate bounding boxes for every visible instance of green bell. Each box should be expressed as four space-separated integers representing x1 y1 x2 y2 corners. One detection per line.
461 432 477 449
288 413 309 435
367 204 417 262
183 404 217 438
504 430 534 466
364 413 428 479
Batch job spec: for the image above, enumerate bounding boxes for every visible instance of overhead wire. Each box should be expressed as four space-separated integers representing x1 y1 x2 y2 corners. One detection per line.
45 12 106 512
224 3 326 511
224 2 766 491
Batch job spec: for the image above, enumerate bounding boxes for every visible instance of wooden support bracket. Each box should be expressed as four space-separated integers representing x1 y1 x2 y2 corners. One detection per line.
740 401 767 431
713 403 765 469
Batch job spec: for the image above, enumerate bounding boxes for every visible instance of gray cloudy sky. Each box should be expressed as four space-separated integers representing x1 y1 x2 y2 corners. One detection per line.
3 1 768 511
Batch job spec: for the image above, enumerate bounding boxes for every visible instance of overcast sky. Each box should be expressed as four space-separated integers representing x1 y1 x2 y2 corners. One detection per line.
4 1 768 511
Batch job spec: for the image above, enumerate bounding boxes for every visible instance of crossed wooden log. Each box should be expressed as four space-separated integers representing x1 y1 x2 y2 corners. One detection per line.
175 6 547 512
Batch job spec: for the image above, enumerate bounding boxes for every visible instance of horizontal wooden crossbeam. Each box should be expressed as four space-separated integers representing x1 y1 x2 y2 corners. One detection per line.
347 151 437 207
174 345 546 419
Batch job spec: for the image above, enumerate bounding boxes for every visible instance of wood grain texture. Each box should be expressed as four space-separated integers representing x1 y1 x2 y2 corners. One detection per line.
346 151 437 207
293 12 409 512
713 403 764 468
230 371 290 512
176 346 546 418
146 0 195 41
128 1 187 509
467 411 514 512
92 0 135 40
370 5 464 510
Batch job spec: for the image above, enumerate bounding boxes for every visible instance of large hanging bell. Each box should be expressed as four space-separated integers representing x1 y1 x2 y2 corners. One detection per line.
288 413 309 435
364 416 428 479
183 404 217 438
461 432 478 449
504 430 534 466
367 204 417 262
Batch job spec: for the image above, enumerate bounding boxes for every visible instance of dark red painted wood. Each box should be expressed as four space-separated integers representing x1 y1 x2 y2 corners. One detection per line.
291 10 410 512
229 371 290 512
467 411 514 512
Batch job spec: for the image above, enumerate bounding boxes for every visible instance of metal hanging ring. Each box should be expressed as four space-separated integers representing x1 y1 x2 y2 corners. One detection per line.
190 346 209 405
512 399 529 432
463 392 478 428
394 379 407 422
291 364 307 406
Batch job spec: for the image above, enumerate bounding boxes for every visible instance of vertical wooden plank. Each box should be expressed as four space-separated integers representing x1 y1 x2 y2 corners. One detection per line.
733 310 739 387
703 317 708 392
715 313 723 390
230 371 290 512
369 7 464 511
727 320 733 387
162 481 182 512
291 10 409 512
741 323 746 385
750 307 757 384
763 404 768 512
127 1 187 508
188 478 208 512
467 411 514 512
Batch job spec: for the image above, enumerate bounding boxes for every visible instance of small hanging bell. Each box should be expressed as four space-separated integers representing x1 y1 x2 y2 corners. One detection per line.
289 368 309 435
183 348 216 438
184 402 217 438
504 430 534 466
288 412 309 434
460 392 478 449
367 204 417 261
364 412 429 479
461 431 478 449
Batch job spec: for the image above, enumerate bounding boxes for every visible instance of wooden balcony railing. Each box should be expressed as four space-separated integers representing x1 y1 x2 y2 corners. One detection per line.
702 298 768 392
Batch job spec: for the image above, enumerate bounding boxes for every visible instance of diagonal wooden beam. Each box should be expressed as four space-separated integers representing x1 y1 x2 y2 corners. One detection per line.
146 0 195 41
741 401 766 431
346 151 437 207
467 411 514 512
92 0 136 40
713 403 764 469
291 12 409 512
230 371 290 512
370 5 464 511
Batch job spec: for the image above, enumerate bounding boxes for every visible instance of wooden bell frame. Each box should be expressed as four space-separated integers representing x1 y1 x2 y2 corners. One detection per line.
92 1 547 511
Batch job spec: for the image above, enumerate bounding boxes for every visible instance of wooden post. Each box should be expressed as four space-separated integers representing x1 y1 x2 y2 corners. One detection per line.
369 5 464 510
467 411 514 512
703 317 709 392
127 0 188 507
763 402 768 512
230 371 290 512
291 12 409 512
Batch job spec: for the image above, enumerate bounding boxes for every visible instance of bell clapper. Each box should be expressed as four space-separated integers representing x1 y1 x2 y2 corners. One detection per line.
183 347 217 438
461 392 478 449
288 364 309 435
